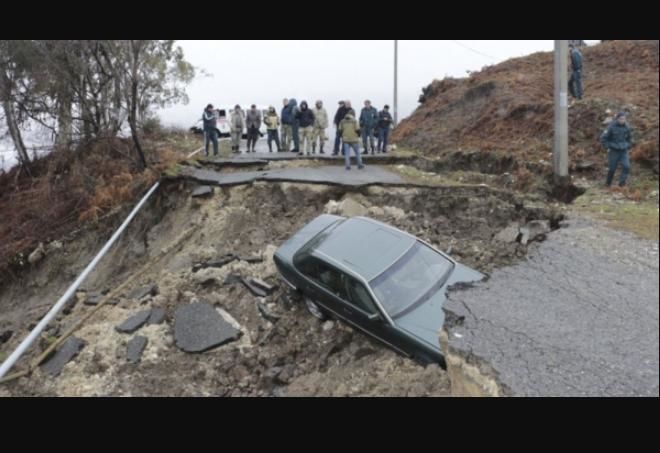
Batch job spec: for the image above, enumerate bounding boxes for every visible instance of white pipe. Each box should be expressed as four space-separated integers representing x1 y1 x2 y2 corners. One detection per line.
0 181 161 378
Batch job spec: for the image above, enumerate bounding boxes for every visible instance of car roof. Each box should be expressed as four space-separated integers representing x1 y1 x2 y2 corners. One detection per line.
312 217 416 281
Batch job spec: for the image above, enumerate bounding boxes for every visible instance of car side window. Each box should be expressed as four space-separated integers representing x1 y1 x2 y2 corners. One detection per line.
316 261 348 300
346 277 379 315
296 254 319 280
297 255 348 300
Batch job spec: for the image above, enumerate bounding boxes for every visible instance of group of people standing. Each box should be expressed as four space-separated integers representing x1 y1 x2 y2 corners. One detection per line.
201 99 394 170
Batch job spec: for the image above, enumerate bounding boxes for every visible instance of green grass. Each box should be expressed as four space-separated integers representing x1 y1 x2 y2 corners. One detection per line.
573 181 659 241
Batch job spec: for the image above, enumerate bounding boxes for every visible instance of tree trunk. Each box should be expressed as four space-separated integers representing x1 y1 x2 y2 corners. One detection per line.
56 88 72 149
0 71 30 166
129 77 146 170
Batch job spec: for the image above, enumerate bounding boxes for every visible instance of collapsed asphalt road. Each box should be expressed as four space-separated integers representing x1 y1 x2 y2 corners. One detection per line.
1 153 656 396
442 216 659 397
1 156 563 396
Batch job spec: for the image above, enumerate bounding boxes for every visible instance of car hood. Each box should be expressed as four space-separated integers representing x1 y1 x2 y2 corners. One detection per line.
394 263 484 349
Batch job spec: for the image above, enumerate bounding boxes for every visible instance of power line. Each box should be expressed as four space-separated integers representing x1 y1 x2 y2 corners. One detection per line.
451 41 496 61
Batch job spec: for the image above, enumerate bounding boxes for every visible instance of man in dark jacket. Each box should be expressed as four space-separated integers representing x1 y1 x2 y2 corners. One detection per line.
286 98 300 153
359 100 379 154
377 105 393 153
569 44 583 100
295 101 316 156
281 98 291 152
202 104 218 156
245 104 262 153
333 100 349 155
600 112 634 187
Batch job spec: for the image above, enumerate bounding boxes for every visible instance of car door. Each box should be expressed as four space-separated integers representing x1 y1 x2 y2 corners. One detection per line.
342 276 413 357
295 255 348 316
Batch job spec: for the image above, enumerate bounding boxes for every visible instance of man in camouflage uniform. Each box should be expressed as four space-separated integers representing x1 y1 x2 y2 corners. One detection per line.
312 100 329 154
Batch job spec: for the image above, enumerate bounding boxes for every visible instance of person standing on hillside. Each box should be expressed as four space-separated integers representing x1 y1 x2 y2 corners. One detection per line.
600 112 634 187
569 43 584 101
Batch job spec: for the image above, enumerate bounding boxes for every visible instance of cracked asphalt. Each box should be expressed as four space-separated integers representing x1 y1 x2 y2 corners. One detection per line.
444 216 659 396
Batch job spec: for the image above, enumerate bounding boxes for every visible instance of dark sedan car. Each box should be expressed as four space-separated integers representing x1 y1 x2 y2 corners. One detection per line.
273 214 484 366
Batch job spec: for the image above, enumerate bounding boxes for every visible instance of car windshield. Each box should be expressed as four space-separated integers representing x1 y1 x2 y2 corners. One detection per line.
369 241 453 318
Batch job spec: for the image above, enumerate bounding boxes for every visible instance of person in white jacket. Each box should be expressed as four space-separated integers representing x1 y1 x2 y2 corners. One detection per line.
312 100 329 154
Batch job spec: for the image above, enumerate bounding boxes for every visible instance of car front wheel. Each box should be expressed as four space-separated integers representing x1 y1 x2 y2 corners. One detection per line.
304 296 327 321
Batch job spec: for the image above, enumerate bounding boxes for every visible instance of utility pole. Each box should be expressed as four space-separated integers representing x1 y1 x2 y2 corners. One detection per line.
554 40 569 183
394 40 398 126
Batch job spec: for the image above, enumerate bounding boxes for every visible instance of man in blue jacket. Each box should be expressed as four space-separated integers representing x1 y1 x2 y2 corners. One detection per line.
600 112 634 187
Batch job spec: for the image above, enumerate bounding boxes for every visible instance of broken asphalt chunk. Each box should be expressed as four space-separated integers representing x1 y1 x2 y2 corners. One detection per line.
115 309 152 334
127 284 158 301
174 302 241 353
126 336 148 364
40 336 85 377
191 185 214 198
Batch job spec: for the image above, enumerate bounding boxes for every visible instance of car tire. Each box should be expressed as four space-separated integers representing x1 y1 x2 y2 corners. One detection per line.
304 296 327 321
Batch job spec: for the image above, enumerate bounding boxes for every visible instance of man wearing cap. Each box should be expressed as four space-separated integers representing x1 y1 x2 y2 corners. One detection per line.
202 104 219 156
600 112 634 187
333 100 349 155
377 105 393 153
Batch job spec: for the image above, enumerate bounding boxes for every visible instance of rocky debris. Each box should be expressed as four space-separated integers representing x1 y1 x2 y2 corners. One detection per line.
494 220 551 245
575 161 596 172
322 321 334 332
242 277 268 297
0 329 13 344
494 223 521 243
46 240 63 253
174 302 241 353
27 243 46 265
223 273 243 286
257 301 281 323
126 336 148 364
239 255 263 263
519 220 551 245
147 307 166 325
83 289 117 306
383 206 406 220
251 278 277 294
40 336 85 377
325 198 368 217
115 310 152 334
127 284 158 301
191 185 214 198
192 253 237 272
